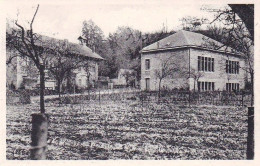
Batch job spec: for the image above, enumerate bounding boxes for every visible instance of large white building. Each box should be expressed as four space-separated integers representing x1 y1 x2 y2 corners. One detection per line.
140 30 246 91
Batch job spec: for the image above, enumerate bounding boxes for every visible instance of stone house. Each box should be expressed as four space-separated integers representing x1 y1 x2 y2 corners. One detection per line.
140 30 246 91
6 36 103 91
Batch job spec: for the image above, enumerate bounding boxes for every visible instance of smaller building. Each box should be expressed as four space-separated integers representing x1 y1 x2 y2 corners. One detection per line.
111 69 137 87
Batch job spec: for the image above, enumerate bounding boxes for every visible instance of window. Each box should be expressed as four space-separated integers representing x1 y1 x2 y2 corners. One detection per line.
145 78 150 90
198 56 201 71
198 81 215 91
226 83 239 91
226 60 239 74
226 60 228 73
212 59 214 72
91 66 96 72
205 57 208 71
236 62 239 74
145 59 150 70
198 56 214 72
201 57 204 71
79 79 82 86
208 58 211 72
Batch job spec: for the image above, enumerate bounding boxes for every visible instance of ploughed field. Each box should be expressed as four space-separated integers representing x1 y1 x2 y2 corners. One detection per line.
6 99 248 160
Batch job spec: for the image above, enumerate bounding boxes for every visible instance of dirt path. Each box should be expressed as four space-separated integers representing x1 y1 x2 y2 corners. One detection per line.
30 88 140 103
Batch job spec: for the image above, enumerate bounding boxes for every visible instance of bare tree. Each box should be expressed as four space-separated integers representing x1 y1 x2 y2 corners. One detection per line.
46 39 88 101
6 5 48 113
189 68 204 91
6 4 57 159
180 16 209 31
205 5 254 106
154 56 180 98
228 4 254 40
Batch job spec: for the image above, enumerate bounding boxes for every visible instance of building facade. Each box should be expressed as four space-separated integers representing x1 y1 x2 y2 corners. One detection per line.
6 36 103 90
140 30 246 91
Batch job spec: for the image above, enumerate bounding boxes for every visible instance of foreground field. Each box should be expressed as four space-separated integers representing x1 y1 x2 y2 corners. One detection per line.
6 99 248 160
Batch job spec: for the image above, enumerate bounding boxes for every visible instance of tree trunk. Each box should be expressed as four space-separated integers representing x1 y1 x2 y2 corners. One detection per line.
39 65 45 113
31 65 48 160
194 80 196 92
250 72 254 106
66 75 71 93
57 79 61 103
87 75 90 99
30 113 49 160
247 107 254 159
158 79 162 99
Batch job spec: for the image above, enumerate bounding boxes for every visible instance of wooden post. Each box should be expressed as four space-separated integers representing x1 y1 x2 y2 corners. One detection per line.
99 89 101 105
242 91 244 106
247 107 254 160
188 90 191 107
30 113 49 160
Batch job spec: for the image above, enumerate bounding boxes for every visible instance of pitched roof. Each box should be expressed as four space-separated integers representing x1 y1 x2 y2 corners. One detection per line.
39 35 104 60
7 27 104 60
68 42 104 60
141 30 240 55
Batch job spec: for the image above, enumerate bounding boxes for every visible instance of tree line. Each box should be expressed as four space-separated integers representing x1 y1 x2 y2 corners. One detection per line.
78 20 176 80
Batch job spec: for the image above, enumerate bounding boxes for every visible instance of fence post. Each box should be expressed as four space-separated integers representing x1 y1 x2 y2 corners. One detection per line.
247 107 254 160
188 90 191 107
242 91 244 106
30 113 49 160
99 89 101 105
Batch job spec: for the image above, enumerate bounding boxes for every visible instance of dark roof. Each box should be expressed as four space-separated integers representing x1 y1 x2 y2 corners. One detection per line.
141 30 241 55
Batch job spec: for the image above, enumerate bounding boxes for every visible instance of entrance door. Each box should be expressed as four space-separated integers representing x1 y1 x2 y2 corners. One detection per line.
145 78 150 91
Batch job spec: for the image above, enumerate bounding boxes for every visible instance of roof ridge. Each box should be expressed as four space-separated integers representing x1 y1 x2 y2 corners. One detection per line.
179 30 190 45
141 30 241 56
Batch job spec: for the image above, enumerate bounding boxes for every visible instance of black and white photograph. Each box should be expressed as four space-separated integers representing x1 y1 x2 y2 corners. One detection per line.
0 0 258 163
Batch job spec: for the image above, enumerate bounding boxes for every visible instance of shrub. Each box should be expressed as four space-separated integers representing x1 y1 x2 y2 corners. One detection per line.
6 89 31 104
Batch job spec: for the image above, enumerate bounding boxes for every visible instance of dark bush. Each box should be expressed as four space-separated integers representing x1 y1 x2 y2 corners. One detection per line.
6 89 31 104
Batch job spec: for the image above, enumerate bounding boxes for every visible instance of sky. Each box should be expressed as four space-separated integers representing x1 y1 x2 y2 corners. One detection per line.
5 0 228 43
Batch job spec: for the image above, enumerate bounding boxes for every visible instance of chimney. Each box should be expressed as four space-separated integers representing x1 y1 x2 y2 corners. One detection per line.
157 42 160 49
78 36 83 45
